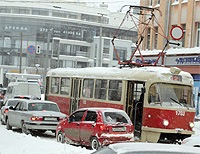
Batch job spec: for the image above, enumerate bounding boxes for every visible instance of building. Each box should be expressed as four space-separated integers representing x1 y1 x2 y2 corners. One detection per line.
0 0 138 86
138 0 200 115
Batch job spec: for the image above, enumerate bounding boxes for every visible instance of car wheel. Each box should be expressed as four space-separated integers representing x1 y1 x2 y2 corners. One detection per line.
56 131 65 143
21 122 30 135
1 119 5 125
6 119 12 130
90 137 100 150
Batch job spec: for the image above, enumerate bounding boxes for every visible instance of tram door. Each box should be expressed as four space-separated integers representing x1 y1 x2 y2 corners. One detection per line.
69 78 82 114
126 81 145 139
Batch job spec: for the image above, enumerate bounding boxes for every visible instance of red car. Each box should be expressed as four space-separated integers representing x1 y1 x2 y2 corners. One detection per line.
56 108 134 150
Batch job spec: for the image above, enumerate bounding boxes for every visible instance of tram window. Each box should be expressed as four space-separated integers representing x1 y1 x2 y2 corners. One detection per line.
51 77 59 94
148 83 193 107
82 79 94 98
60 78 70 95
95 79 107 100
108 80 122 101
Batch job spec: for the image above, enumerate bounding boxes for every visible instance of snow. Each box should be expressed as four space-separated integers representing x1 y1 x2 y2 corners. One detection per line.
0 124 94 154
136 47 200 56
0 122 200 154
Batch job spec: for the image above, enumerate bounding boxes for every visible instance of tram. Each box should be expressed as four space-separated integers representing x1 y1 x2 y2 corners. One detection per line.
45 66 196 143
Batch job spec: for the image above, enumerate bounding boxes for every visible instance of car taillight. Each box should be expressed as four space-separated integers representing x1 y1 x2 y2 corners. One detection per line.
99 125 106 131
31 117 43 121
59 118 63 121
1 95 4 98
4 109 8 114
130 125 134 131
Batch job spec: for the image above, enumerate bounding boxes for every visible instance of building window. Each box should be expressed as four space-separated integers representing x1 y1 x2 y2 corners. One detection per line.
157 0 160 4
182 24 186 47
154 27 158 49
197 23 200 47
147 28 151 50
149 0 153 6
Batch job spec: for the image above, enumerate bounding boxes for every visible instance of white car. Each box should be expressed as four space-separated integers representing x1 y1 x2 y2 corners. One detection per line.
1 98 24 125
92 142 200 154
6 100 67 135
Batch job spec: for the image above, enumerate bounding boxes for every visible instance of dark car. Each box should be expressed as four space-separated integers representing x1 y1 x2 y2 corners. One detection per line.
0 88 7 107
56 108 134 150
1 98 24 125
92 142 200 154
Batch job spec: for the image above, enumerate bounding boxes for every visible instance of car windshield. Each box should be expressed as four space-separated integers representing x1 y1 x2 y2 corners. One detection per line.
103 111 131 124
7 100 20 106
148 83 193 108
28 102 60 112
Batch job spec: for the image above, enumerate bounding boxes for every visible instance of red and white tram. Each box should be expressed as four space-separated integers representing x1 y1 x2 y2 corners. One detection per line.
45 66 195 143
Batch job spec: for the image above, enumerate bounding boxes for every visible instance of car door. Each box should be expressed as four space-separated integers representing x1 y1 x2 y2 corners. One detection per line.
63 110 86 142
15 101 27 128
79 110 97 144
8 102 21 127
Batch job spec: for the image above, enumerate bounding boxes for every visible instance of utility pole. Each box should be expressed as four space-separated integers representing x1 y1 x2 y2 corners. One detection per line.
19 32 22 73
98 13 106 67
44 31 50 94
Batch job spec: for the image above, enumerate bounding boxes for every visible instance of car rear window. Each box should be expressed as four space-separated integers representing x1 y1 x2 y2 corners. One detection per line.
103 111 131 124
28 103 59 112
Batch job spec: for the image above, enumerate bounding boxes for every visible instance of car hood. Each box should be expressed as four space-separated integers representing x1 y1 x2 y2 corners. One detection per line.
30 111 67 117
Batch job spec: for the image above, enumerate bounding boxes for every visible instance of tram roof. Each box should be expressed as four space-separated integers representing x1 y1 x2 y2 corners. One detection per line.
47 67 193 84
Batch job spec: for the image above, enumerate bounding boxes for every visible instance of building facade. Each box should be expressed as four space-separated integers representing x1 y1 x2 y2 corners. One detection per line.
0 0 137 86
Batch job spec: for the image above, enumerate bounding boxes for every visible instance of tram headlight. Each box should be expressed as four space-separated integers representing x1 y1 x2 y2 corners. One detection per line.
163 119 169 126
189 122 195 128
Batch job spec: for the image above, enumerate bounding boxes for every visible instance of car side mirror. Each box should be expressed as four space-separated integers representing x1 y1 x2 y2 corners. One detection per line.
9 106 14 110
67 118 71 124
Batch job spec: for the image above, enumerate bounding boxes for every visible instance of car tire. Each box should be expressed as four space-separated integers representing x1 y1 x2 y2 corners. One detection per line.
21 122 31 135
1 119 5 125
6 119 12 130
90 137 100 150
56 131 65 143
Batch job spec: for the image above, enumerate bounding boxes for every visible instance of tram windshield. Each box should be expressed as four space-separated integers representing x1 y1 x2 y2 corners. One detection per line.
148 83 194 108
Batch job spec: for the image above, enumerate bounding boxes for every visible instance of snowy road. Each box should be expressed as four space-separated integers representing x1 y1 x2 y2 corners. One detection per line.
0 122 200 154
0 124 93 154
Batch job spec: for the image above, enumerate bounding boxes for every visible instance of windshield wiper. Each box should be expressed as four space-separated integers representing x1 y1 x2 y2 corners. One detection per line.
170 98 189 109
170 98 183 106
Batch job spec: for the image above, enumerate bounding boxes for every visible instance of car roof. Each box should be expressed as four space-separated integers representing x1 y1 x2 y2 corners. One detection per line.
108 142 200 153
24 100 57 104
77 107 124 112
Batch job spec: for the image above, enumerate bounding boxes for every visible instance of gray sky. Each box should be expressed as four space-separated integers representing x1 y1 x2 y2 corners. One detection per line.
80 0 140 12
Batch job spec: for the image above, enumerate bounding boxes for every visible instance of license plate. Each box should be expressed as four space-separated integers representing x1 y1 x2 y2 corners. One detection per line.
112 126 126 132
44 117 57 121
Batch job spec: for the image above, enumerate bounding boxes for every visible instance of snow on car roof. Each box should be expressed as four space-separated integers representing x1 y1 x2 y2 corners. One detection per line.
47 66 193 84
109 142 200 153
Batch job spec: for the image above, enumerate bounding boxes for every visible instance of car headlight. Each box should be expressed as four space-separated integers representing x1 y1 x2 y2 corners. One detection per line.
189 122 194 128
163 119 169 126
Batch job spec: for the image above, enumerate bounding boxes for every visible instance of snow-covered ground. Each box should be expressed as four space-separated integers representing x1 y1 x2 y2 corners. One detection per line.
0 122 200 154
